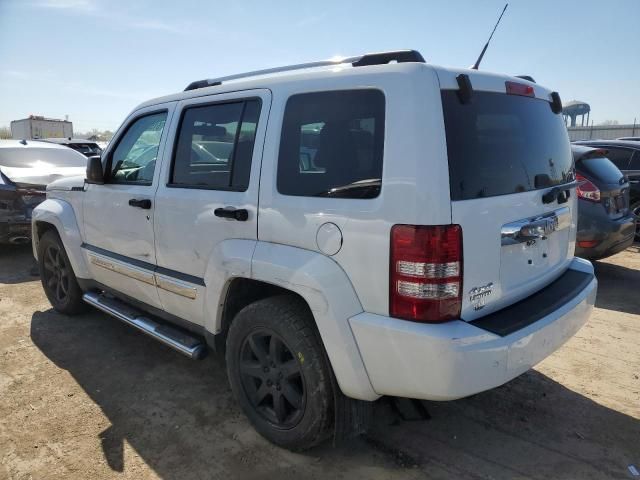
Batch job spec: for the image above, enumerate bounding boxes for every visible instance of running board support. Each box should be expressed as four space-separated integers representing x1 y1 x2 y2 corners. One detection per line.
83 291 207 360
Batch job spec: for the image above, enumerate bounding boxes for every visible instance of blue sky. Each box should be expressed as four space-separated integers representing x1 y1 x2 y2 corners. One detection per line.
1 0 638 132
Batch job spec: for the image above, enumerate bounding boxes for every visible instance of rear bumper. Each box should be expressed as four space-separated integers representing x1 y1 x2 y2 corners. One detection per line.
349 258 596 401
576 205 635 259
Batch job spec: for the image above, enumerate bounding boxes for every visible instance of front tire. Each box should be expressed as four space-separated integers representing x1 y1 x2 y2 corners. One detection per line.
38 230 86 315
225 296 334 450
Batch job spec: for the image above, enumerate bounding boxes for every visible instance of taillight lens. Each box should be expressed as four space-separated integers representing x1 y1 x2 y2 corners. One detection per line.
576 173 600 202
505 81 534 97
577 240 600 248
390 224 462 323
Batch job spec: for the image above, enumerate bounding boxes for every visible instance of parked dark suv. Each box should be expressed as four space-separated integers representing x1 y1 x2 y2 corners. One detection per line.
573 139 640 240
572 145 635 259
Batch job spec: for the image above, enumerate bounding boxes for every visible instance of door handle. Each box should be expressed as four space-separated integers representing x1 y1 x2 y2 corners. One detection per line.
214 207 248 221
128 198 152 209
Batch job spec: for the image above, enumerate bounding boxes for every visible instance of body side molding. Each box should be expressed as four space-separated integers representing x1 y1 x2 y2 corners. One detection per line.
81 243 205 299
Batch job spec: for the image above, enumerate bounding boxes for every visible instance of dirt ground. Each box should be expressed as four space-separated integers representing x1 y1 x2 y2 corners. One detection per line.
1 244 639 480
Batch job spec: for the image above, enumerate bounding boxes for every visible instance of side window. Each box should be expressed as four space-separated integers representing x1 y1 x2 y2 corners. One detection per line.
170 99 260 190
277 90 385 199
109 112 167 184
628 150 640 170
604 147 633 170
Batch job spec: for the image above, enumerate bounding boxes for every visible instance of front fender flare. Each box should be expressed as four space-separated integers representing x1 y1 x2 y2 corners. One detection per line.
32 199 89 279
251 242 378 401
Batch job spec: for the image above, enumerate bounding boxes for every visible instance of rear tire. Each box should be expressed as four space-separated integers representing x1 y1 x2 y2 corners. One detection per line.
38 230 86 315
225 295 334 450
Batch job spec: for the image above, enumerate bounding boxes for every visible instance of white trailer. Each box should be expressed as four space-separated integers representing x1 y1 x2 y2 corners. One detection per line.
10 116 73 140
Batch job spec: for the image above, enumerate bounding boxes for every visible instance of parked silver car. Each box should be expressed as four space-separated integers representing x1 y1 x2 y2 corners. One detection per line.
0 140 86 245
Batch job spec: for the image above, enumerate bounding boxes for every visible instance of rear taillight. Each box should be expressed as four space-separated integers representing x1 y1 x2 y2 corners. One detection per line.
577 240 600 248
576 173 601 202
505 81 534 97
390 224 462 323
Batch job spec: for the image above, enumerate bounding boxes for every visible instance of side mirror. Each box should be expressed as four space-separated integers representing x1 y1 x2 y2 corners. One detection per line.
86 155 105 184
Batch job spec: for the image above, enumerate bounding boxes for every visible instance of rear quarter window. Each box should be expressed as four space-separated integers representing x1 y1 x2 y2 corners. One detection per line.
601 147 633 170
277 89 385 199
628 150 640 170
442 90 573 200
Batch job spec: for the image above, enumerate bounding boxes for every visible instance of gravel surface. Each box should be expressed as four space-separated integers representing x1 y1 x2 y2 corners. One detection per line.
1 244 639 479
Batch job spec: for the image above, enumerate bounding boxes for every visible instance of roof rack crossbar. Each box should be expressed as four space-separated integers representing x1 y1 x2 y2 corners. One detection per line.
184 49 425 91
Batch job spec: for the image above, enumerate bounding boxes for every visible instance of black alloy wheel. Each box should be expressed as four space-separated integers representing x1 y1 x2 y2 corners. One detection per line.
225 296 334 450
37 230 86 314
239 330 305 428
42 244 71 304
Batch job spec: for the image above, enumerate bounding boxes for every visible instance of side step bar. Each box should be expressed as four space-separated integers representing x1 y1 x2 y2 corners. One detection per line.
83 291 207 360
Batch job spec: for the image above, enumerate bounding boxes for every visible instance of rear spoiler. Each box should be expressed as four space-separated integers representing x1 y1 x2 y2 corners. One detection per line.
455 73 563 114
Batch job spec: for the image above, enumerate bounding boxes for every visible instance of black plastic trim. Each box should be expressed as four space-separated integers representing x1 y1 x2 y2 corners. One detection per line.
352 49 425 67
470 269 594 337
550 91 563 114
81 243 206 286
155 266 206 286
456 74 473 104
184 80 222 92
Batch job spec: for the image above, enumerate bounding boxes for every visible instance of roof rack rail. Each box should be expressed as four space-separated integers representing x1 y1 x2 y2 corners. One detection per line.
184 49 425 91
515 75 536 83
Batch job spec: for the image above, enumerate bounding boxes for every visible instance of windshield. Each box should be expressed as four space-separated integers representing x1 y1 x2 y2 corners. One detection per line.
442 90 574 201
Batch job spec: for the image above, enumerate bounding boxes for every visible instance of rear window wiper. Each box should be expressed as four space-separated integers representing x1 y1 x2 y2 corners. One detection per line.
542 180 579 204
314 178 381 198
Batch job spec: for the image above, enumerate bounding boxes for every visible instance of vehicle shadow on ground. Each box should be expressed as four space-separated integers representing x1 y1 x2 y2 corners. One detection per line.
0 244 38 285
593 254 640 316
31 309 640 480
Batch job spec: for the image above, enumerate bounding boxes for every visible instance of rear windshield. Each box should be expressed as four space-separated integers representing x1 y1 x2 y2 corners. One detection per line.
442 90 573 201
578 157 624 185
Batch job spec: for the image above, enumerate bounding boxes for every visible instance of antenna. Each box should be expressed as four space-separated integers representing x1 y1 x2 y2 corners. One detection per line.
471 3 508 70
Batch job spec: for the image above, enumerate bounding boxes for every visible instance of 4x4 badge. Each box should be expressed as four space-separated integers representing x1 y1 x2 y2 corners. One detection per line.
469 283 493 310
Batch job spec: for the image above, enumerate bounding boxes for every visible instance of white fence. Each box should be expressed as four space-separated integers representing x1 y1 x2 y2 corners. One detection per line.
568 124 639 141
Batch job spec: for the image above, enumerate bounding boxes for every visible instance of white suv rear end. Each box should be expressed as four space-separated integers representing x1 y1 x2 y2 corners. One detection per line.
344 67 595 400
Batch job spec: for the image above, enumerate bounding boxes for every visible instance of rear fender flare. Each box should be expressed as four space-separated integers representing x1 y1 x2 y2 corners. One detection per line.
250 241 378 401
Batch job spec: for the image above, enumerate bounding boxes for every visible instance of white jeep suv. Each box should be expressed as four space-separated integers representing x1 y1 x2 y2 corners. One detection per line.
32 50 597 450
